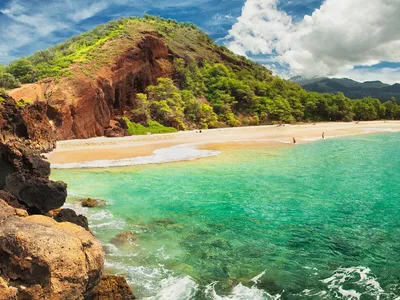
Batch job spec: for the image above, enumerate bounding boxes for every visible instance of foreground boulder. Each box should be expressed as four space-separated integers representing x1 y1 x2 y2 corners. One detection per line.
0 200 104 299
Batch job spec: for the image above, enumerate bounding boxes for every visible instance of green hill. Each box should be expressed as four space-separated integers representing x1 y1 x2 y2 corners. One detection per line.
2 16 400 139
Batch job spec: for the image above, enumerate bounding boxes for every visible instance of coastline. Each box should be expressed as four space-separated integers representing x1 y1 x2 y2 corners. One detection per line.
47 121 400 168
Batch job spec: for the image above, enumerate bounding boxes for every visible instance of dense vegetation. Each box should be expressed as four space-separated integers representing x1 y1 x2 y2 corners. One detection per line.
126 59 400 130
2 15 400 132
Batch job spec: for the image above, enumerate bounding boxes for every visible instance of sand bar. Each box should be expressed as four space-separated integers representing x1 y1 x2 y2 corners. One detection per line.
46 121 400 167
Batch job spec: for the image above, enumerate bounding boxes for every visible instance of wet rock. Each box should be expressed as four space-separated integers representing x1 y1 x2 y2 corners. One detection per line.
87 274 135 300
54 208 89 231
0 200 104 299
81 198 106 208
110 232 137 246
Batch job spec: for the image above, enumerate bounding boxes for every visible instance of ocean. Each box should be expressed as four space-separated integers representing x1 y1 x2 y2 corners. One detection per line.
51 133 400 299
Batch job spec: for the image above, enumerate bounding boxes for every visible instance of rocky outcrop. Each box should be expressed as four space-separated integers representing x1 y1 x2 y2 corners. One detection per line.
0 200 104 299
87 275 136 300
0 95 135 298
0 96 67 214
10 33 174 140
53 208 89 231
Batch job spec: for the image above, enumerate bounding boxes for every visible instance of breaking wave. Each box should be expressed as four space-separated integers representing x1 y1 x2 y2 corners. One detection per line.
51 144 221 169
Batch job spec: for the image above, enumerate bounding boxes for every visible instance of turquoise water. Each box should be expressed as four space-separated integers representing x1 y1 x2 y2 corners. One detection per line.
52 133 400 299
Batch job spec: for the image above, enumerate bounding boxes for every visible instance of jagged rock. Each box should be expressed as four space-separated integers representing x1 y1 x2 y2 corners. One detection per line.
5 172 67 214
0 190 26 209
54 208 89 231
0 200 104 299
0 96 56 151
0 96 67 214
110 232 137 246
81 198 106 208
87 274 135 300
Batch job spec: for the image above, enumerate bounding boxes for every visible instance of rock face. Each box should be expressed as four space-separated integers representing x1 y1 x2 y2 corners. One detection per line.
0 96 67 214
87 274 136 300
10 33 174 140
0 200 104 299
0 95 135 299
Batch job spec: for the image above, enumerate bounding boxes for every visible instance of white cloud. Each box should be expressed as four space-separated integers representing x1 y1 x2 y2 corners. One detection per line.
338 67 400 85
226 0 400 82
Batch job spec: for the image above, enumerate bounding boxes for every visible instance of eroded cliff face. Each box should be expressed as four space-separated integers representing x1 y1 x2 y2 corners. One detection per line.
10 33 174 140
0 96 135 299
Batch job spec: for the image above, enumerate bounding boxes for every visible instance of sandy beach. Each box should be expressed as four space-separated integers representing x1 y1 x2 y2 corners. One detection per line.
46 121 400 168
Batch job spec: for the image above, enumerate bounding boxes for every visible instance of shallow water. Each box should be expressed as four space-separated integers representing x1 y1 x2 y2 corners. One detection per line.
52 133 400 299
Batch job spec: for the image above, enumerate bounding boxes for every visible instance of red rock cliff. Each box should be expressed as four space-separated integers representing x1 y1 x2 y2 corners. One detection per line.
10 33 175 140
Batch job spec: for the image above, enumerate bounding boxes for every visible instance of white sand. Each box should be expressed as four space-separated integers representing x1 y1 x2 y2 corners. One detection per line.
46 121 400 168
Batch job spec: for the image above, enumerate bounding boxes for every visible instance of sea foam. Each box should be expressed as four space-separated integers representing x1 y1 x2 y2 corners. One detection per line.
52 144 221 169
204 282 281 300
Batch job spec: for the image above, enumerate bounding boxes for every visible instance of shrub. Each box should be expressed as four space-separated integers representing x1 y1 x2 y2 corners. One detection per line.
124 118 177 135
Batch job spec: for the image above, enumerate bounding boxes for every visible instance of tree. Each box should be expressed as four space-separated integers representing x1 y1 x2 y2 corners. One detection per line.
147 78 186 130
7 58 39 83
0 72 21 89
131 93 150 124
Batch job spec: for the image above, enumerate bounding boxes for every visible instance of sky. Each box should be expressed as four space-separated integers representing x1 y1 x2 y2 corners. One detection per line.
0 0 400 83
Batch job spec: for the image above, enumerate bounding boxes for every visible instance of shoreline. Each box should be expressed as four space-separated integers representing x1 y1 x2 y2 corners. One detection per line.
47 121 400 168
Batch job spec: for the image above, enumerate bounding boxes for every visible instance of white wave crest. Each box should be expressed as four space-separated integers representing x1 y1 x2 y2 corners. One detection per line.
204 281 281 300
143 276 199 300
51 144 221 169
320 266 386 299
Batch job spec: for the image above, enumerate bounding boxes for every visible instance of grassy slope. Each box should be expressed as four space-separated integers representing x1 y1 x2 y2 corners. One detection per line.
22 16 268 82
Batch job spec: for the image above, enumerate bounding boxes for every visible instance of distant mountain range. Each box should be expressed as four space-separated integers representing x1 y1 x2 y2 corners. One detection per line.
291 76 400 103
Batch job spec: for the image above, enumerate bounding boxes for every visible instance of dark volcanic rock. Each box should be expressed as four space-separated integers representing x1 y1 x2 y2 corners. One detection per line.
87 274 135 300
0 96 134 299
5 173 67 214
54 208 89 231
0 190 26 209
0 96 67 213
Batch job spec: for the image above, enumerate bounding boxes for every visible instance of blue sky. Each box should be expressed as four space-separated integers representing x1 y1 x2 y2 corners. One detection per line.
1 0 399 83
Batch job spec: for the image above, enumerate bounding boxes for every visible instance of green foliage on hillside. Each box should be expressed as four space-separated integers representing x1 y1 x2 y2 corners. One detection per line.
125 59 400 131
4 15 400 130
172 58 400 126
0 88 7 103
2 15 222 84
0 65 21 89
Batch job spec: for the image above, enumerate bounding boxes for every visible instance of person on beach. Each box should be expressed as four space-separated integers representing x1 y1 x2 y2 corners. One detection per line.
322 132 325 139
293 137 296 144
